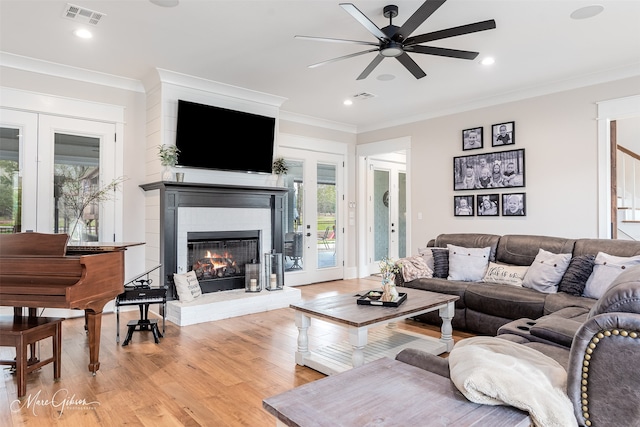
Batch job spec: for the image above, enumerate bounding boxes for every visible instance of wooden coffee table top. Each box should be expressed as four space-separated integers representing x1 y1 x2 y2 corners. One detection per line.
290 287 458 327
263 357 530 427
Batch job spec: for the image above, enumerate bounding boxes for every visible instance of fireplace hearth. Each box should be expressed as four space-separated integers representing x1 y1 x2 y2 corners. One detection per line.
188 230 260 293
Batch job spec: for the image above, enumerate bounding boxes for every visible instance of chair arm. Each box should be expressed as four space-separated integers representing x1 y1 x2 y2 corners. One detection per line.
529 316 583 348
395 348 450 378
567 312 640 427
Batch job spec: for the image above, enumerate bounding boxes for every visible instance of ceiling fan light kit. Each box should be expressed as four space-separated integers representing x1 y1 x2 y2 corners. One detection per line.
296 0 496 80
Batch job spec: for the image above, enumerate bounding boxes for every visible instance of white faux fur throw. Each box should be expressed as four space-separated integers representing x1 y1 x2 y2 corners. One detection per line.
448 336 577 427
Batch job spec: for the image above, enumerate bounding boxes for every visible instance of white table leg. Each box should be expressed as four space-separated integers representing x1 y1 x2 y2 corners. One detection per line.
439 301 456 352
348 327 368 368
294 311 310 366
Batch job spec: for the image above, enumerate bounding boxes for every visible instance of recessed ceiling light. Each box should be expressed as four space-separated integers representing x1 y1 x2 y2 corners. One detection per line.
73 28 93 39
377 74 395 81
480 57 495 66
149 0 179 7
570 5 604 20
343 99 353 106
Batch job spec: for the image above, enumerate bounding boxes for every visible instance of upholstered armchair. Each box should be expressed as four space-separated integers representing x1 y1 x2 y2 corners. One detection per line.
396 264 640 427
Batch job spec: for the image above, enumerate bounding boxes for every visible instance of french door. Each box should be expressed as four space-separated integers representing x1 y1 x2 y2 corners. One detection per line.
0 108 117 240
278 146 344 286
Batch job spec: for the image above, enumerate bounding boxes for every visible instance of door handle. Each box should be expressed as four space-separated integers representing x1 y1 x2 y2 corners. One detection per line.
306 233 311 237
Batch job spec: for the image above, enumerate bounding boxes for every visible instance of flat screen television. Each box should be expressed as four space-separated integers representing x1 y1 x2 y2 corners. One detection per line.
175 99 276 174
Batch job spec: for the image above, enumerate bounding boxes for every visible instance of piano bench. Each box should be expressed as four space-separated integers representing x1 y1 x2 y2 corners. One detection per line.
0 316 63 398
122 319 162 346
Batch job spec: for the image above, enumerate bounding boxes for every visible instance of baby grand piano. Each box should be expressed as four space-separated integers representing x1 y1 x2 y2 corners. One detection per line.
0 232 129 375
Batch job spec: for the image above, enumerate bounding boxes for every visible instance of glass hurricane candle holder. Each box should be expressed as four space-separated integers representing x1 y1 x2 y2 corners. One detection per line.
245 262 262 292
265 251 284 291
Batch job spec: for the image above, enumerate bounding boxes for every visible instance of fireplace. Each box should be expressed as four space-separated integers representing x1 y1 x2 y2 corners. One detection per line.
187 230 260 293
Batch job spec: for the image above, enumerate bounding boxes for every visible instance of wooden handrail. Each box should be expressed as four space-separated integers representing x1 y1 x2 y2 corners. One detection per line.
618 145 640 162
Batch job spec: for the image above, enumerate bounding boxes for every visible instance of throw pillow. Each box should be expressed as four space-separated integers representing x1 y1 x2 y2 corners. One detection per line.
483 262 529 287
398 255 433 282
447 244 491 282
173 270 202 302
419 247 449 278
522 249 572 294
557 255 596 296
583 252 640 299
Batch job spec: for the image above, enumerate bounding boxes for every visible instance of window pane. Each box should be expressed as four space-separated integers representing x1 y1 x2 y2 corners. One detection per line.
317 163 336 268
54 133 100 242
285 160 304 271
0 126 21 233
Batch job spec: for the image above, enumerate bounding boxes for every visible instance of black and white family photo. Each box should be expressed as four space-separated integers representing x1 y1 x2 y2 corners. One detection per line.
453 149 525 190
462 127 483 151
477 194 499 216
492 121 515 147
502 193 526 216
454 195 475 216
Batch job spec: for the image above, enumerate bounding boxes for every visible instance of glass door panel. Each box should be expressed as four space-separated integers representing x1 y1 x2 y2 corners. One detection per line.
373 169 390 261
398 171 407 258
53 133 100 241
0 126 21 233
317 163 336 269
284 159 304 271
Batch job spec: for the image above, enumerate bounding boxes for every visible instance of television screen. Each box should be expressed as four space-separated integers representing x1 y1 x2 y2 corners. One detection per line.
175 100 275 174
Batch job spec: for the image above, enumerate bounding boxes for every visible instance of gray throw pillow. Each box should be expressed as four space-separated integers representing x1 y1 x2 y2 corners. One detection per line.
431 248 450 278
557 255 595 296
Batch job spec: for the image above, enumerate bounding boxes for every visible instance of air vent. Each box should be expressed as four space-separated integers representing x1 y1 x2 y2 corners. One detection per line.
62 3 105 25
352 92 377 100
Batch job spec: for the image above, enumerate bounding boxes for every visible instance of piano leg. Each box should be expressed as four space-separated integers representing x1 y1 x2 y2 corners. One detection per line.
84 298 111 375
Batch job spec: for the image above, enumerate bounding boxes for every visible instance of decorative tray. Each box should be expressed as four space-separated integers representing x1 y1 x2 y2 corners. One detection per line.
357 290 407 307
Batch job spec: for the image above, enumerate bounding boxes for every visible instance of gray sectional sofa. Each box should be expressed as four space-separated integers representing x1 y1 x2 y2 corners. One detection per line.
398 233 640 335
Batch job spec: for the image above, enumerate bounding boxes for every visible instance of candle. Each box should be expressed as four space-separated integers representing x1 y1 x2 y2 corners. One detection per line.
270 273 277 287
250 278 257 291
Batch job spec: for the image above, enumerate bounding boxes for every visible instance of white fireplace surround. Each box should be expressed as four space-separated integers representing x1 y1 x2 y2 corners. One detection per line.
176 207 272 275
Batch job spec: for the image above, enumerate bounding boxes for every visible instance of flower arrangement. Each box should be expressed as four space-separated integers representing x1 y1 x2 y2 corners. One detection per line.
272 157 288 175
379 256 401 284
158 144 180 167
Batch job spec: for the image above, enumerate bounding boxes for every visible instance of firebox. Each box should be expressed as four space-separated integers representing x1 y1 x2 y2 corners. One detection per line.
187 230 261 294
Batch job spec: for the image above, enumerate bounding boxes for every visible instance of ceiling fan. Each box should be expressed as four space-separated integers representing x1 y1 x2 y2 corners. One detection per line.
295 0 496 80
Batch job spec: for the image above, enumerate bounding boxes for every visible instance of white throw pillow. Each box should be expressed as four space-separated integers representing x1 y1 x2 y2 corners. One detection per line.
522 249 572 294
483 262 529 287
583 252 640 299
447 244 491 282
173 271 202 302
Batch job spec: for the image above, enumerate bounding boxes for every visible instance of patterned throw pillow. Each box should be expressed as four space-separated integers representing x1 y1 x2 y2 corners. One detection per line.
557 255 595 296
173 271 202 302
398 255 433 282
483 262 529 287
522 249 572 294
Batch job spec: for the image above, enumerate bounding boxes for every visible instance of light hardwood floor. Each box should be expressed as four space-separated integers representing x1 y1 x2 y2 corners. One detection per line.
1 278 473 426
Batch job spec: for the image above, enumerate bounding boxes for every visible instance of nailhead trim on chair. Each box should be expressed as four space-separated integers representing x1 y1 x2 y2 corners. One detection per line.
580 328 639 426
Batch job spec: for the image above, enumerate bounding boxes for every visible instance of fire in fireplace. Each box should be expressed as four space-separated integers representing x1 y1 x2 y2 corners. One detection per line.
187 230 261 293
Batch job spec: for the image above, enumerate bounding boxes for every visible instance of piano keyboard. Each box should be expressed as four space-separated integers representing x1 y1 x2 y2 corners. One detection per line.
116 288 166 306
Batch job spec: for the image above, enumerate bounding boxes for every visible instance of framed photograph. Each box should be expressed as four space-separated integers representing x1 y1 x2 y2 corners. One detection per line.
502 193 526 216
453 148 525 191
477 194 499 216
454 195 475 216
492 121 515 147
462 126 483 151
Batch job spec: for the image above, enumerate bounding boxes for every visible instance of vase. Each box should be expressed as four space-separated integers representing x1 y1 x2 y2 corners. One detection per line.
162 165 174 181
276 174 285 187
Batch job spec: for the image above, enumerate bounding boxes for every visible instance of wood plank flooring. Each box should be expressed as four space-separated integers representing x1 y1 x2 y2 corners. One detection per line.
0 278 473 426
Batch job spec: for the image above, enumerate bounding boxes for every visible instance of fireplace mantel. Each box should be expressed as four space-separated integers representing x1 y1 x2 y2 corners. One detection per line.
141 181 288 299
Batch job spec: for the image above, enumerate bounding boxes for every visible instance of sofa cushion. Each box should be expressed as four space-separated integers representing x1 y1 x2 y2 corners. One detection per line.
482 262 529 287
522 249 572 294
401 278 469 308
432 233 500 262
447 244 491 282
557 254 595 296
583 252 640 299
465 283 546 321
496 234 575 266
543 292 596 316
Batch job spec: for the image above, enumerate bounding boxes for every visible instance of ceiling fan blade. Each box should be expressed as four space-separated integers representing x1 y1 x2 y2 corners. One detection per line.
308 49 378 69
404 20 496 46
340 3 388 41
397 0 447 40
295 35 379 47
406 45 479 60
395 52 427 79
356 55 384 80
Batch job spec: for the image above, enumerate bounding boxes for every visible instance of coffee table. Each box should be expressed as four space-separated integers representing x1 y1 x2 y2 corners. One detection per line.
290 287 459 375
263 357 531 427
